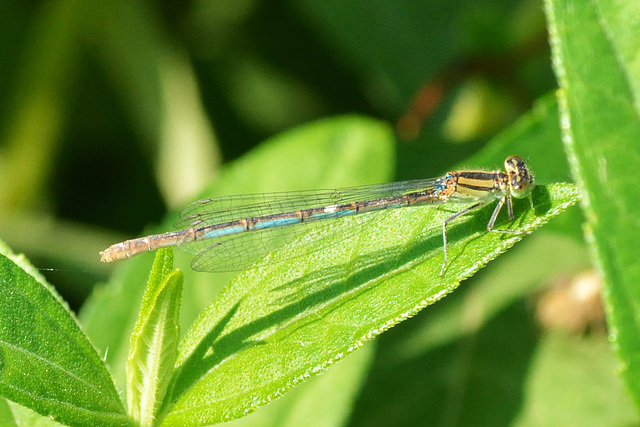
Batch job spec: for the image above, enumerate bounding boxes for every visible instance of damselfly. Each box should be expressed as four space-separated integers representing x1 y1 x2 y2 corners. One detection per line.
100 155 534 276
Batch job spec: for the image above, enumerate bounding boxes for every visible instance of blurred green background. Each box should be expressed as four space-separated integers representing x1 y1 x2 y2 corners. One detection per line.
0 0 554 306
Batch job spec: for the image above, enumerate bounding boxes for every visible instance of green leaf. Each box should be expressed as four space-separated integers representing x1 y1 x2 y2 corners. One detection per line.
343 96 590 426
80 115 395 391
349 232 594 426
2 399 71 427
545 0 640 408
217 342 375 427
158 183 580 425
127 248 183 427
0 245 131 426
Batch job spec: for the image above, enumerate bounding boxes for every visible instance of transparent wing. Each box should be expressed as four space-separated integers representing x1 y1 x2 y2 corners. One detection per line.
174 179 441 228
174 179 444 272
188 211 384 272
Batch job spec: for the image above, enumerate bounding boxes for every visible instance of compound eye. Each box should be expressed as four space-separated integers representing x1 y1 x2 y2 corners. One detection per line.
511 176 533 198
504 155 534 199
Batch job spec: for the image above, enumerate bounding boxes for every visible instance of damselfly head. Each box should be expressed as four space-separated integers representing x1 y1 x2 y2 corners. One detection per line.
504 155 534 199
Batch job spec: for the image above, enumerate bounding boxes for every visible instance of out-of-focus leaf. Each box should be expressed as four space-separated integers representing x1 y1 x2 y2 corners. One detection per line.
513 332 638 426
